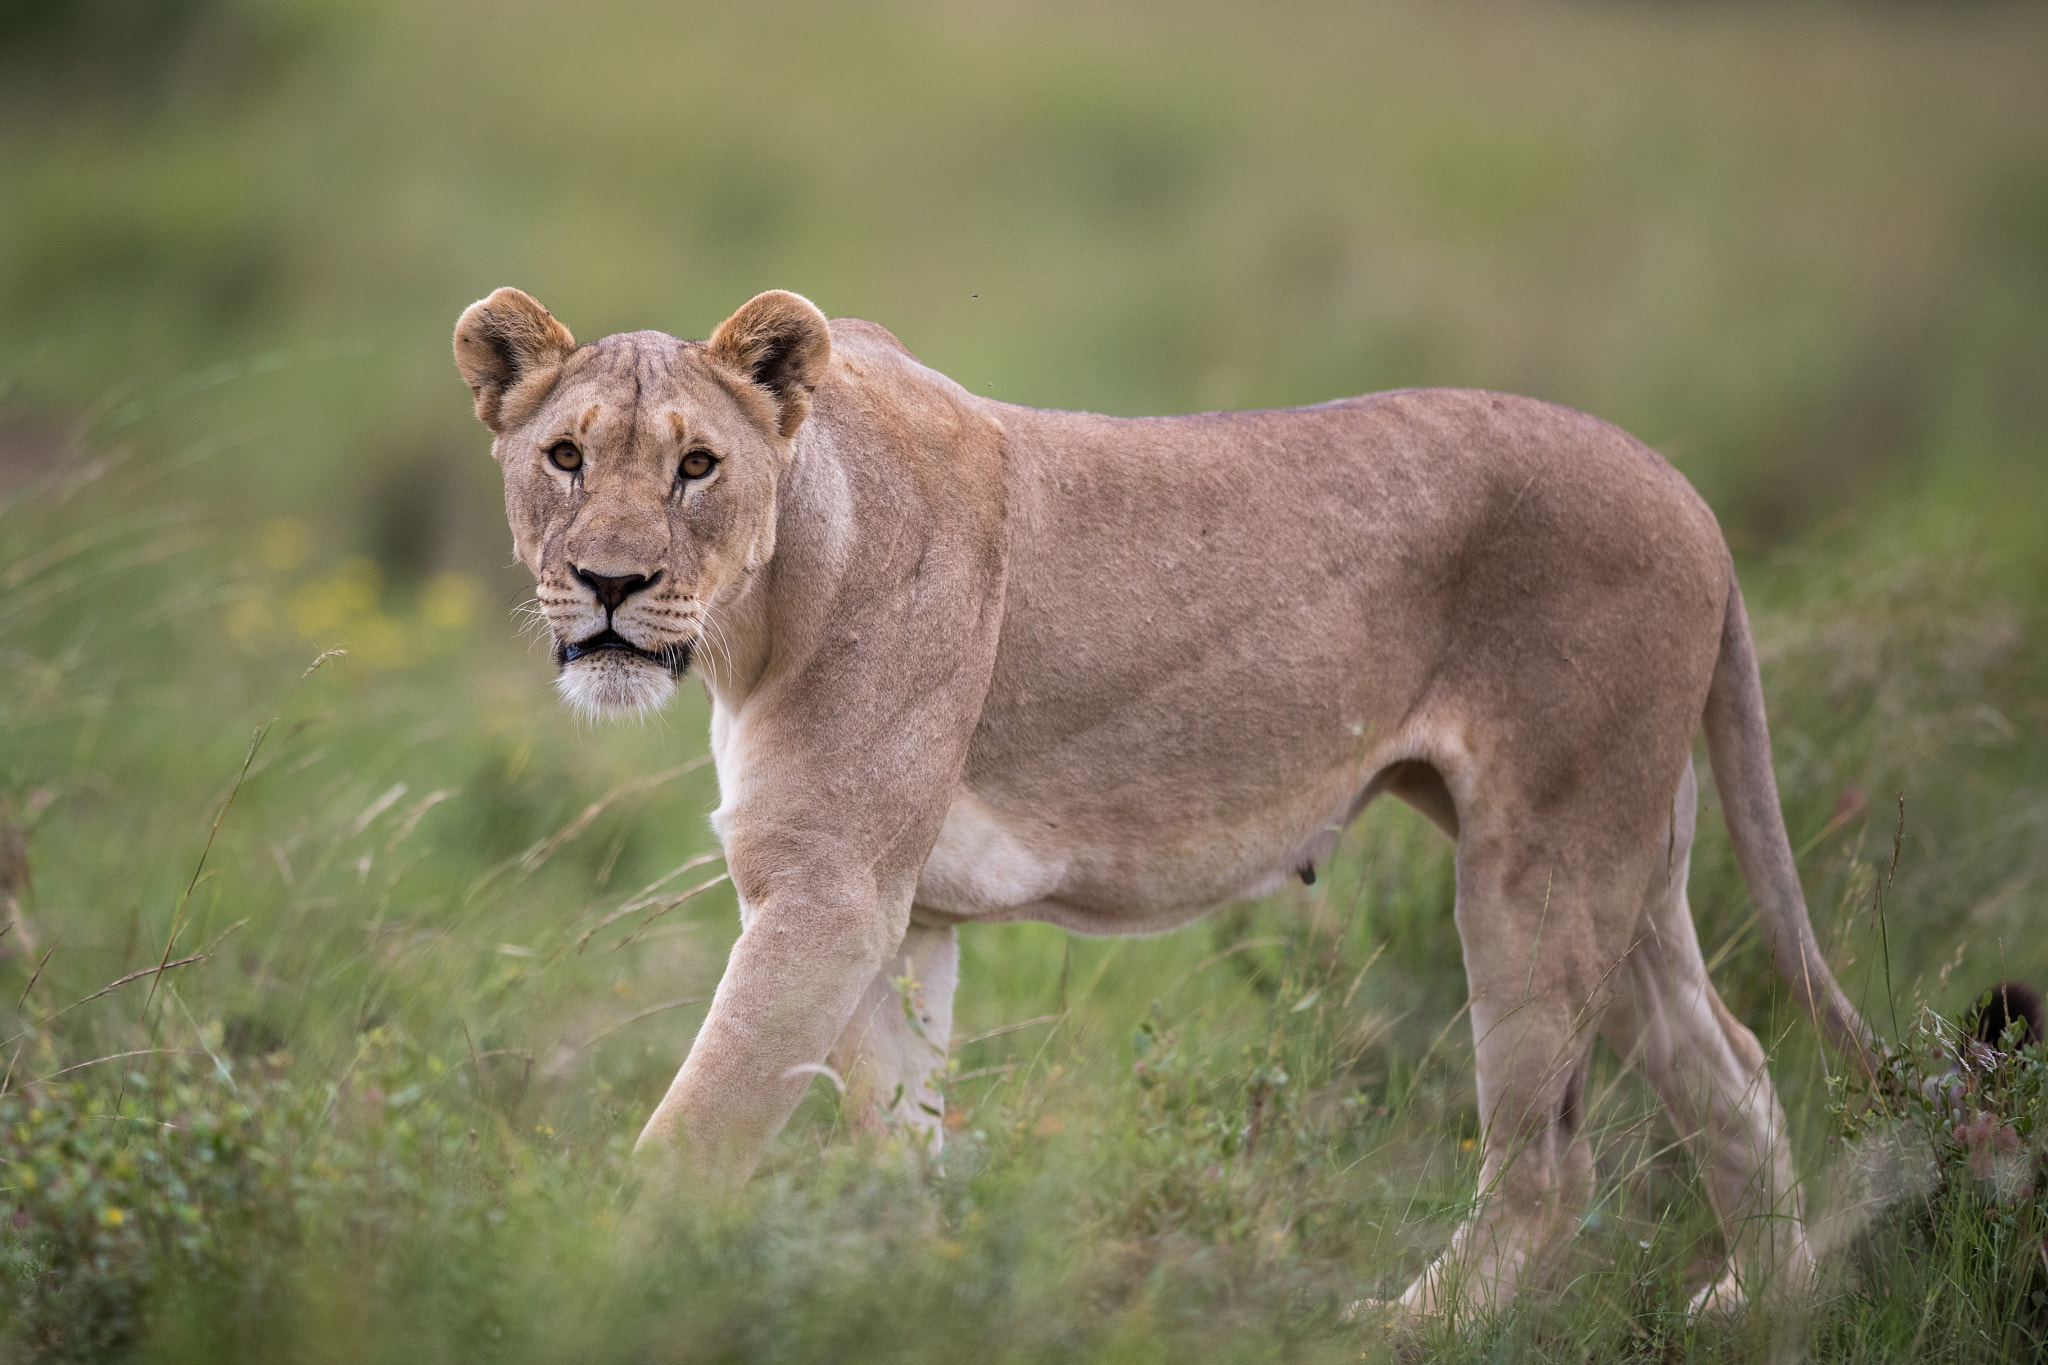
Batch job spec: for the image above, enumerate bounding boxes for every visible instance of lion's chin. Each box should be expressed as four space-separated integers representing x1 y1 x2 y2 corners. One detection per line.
555 652 679 720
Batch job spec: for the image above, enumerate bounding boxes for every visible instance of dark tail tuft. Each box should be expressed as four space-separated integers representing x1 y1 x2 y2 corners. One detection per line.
1969 980 2046 1051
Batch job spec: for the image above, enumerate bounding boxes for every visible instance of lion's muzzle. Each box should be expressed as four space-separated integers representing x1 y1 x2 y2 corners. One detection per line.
551 625 693 718
555 628 692 675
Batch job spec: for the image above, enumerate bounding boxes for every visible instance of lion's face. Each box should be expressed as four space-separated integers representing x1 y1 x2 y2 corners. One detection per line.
454 289 831 717
498 332 785 717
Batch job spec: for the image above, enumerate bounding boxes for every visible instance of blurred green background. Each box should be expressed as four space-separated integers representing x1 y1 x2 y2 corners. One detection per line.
2 1 2046 1359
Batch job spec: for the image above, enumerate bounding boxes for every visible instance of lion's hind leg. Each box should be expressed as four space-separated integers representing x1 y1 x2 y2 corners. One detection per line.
828 920 958 1151
1601 758 1810 1314
1395 1006 1600 1319
1394 830 1637 1318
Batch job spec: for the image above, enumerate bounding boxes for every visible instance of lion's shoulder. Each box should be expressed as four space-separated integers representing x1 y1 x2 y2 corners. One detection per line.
818 317 990 440
827 317 920 365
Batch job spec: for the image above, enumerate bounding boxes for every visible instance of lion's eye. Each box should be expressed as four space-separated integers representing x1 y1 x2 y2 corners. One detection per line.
679 450 716 481
547 441 583 472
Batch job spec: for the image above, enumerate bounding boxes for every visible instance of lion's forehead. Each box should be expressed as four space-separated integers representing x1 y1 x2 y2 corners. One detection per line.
567 330 696 377
540 334 752 447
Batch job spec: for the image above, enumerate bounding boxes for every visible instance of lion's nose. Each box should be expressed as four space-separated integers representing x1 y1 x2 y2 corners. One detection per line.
572 566 659 613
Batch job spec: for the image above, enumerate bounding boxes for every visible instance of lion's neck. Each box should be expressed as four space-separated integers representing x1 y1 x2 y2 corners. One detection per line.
692 427 857 711
692 573 773 708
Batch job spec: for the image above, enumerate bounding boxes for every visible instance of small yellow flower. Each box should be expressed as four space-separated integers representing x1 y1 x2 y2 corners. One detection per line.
535 1125 554 1137
1461 1138 1477 1152
100 1207 125 1226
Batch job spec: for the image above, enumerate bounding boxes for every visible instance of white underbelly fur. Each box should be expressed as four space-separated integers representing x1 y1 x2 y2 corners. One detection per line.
914 792 1067 916
910 724 1460 932
913 787 1327 933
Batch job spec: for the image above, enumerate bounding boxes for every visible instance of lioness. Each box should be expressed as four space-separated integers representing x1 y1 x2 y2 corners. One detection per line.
454 287 1877 1315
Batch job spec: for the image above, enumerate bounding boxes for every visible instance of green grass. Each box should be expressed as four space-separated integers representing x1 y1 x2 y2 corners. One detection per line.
2 0 2047 1359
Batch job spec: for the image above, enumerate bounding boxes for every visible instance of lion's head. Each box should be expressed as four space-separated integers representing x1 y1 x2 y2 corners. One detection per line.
453 288 831 717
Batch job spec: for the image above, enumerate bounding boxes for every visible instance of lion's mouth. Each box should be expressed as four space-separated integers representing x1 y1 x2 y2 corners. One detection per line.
555 629 692 676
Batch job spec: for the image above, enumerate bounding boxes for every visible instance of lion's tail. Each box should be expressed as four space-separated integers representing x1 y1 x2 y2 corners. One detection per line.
1702 572 1880 1077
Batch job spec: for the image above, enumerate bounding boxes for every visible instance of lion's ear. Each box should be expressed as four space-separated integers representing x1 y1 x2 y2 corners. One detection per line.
707 290 832 439
453 288 576 433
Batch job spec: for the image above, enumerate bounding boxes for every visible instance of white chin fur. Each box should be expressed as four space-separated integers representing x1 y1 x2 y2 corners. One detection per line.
555 653 677 720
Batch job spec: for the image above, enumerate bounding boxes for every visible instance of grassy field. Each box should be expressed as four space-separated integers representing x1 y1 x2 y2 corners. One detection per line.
2 0 2047 1359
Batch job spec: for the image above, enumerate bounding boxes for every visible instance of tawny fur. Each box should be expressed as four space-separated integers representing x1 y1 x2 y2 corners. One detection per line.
454 287 1879 1317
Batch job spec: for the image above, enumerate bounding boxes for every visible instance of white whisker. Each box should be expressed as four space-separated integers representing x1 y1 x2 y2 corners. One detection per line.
699 608 735 682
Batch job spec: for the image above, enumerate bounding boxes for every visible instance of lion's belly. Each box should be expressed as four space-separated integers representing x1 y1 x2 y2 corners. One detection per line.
912 776 1363 936
913 793 1071 919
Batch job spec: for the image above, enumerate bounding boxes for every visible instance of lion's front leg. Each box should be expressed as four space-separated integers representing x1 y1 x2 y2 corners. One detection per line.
634 872 904 1185
829 920 958 1149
